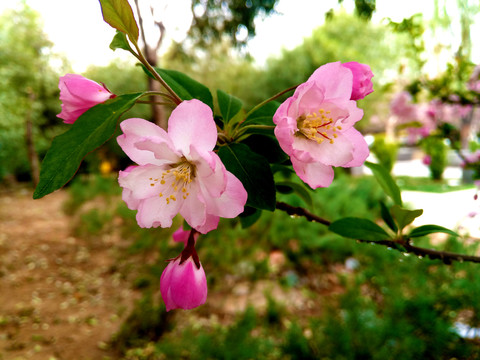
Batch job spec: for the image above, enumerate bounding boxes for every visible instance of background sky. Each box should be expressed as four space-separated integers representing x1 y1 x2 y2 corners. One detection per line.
1 0 479 73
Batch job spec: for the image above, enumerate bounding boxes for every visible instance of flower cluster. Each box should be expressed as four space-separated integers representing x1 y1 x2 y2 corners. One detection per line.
57 60 373 311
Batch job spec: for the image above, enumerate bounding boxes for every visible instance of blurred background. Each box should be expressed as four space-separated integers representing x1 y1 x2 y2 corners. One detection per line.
1 0 480 359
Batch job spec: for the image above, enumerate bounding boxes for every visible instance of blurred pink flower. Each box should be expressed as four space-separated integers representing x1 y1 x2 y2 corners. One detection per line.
468 65 480 93
160 256 207 311
422 155 432 165
57 74 115 124
273 62 370 188
342 62 374 100
390 91 417 121
117 99 247 233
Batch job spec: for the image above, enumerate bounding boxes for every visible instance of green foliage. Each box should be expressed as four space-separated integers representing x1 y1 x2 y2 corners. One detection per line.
422 136 448 180
369 134 399 173
365 161 403 206
34 93 143 199
0 4 65 181
218 143 276 211
98 0 139 42
329 217 391 241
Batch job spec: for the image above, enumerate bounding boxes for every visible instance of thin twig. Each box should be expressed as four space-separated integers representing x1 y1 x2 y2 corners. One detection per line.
276 201 480 264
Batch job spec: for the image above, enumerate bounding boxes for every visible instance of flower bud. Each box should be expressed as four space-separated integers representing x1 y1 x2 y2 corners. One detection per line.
342 62 374 100
57 74 115 124
160 256 207 311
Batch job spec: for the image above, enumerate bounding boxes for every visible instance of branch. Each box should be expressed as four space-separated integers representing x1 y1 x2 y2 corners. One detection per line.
275 201 480 264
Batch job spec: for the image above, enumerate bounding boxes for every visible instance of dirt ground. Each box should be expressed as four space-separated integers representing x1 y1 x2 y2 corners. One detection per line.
0 187 139 360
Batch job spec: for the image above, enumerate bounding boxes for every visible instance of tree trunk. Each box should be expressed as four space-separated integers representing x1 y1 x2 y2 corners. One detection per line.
25 92 39 187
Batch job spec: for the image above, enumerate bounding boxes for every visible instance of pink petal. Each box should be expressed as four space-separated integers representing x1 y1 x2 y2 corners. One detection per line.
168 100 217 157
308 62 353 100
199 171 248 219
118 164 165 201
136 195 182 228
341 128 370 167
291 156 335 189
194 214 220 234
59 74 112 104
292 133 354 167
179 186 208 232
169 258 207 310
117 118 172 166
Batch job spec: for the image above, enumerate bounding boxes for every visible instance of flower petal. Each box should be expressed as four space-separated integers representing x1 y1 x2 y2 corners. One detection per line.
291 156 335 189
341 128 370 167
292 133 354 167
117 118 172 166
169 258 207 310
168 100 217 157
118 164 166 201
308 62 353 100
136 195 182 228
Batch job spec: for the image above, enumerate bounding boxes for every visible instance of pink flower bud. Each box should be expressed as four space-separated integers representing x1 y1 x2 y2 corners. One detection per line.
160 257 207 311
342 62 374 100
172 227 199 245
57 74 115 124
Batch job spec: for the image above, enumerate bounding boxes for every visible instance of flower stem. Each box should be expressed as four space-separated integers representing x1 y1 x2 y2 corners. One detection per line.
245 84 299 119
130 39 182 105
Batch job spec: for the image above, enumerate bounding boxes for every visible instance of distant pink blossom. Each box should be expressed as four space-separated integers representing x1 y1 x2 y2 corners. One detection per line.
341 62 374 100
273 62 370 188
390 91 417 121
422 155 432 165
57 74 115 124
117 100 247 233
160 255 207 311
468 65 480 93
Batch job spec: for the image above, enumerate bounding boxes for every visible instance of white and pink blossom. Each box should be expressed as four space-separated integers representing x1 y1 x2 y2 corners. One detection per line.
273 62 371 188
117 99 247 233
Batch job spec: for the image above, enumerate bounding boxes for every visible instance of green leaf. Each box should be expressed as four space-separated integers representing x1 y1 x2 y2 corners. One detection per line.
275 181 313 207
380 201 398 232
329 217 391 241
240 134 289 164
109 30 133 52
409 225 459 238
244 101 280 126
391 205 423 231
364 161 402 206
99 0 139 42
33 93 143 199
217 89 243 124
218 143 276 211
155 68 213 110
239 207 262 228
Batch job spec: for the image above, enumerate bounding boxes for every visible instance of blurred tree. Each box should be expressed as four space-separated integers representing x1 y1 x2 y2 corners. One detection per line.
0 3 66 184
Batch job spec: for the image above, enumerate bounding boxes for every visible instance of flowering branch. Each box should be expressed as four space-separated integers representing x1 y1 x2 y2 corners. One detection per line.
276 201 480 264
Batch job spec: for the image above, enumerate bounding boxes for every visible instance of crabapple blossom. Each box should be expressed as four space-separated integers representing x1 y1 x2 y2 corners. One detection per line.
160 255 207 311
273 62 371 189
57 74 115 124
117 99 247 233
342 61 374 100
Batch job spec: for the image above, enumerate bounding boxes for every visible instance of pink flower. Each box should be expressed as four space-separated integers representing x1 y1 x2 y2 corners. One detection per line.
342 62 374 100
422 155 432 165
273 62 370 188
468 65 480 93
173 227 199 245
57 74 115 124
390 91 417 121
160 256 207 311
117 99 247 233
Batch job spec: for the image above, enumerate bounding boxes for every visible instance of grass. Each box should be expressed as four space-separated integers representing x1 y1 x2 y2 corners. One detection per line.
65 172 480 359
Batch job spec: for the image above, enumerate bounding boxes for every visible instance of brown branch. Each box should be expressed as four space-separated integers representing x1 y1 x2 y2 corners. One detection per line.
276 201 480 265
